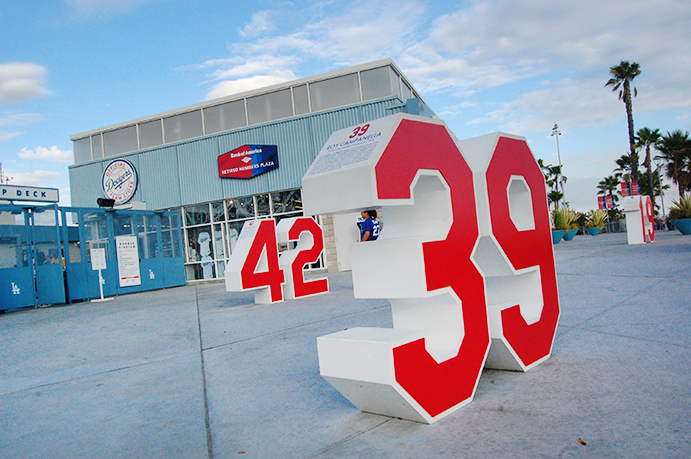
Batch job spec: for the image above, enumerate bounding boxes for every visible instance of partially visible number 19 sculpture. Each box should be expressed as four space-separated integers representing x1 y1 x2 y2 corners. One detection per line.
302 114 560 424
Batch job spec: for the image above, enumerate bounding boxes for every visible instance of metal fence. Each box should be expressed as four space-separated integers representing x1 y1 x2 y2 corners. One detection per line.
1 204 185 311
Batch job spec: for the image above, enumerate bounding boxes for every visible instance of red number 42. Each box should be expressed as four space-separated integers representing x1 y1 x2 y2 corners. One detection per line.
224 217 329 303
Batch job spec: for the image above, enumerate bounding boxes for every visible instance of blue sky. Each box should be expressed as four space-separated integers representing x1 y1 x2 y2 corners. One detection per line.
1 0 690 212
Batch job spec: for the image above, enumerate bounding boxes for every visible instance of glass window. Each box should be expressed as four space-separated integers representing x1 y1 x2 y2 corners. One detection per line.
271 189 302 214
229 196 255 220
360 67 392 101
164 110 203 144
83 212 110 264
256 194 270 216
0 211 29 269
293 85 310 115
213 223 225 260
137 215 158 259
186 225 215 280
160 214 181 258
309 73 360 112
104 126 138 156
185 204 210 226
226 221 243 255
204 100 247 134
92 134 103 159
139 119 164 149
401 81 412 101
390 68 401 98
212 201 225 223
247 89 293 125
179 190 311 280
162 226 173 258
113 214 134 236
73 138 91 164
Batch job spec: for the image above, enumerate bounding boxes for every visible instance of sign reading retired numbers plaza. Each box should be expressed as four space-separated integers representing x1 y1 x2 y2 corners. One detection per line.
1 184 59 203
218 145 279 179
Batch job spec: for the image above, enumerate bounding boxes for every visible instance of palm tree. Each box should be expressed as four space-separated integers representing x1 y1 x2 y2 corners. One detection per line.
635 127 662 201
613 153 636 182
606 60 641 182
658 130 691 195
547 190 564 210
538 159 567 209
598 175 621 219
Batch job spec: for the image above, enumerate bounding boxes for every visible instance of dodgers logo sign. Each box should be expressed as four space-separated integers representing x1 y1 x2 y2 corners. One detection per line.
102 159 137 204
218 145 279 179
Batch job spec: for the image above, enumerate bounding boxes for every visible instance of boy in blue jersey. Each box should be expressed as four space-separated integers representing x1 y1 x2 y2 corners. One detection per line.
358 210 380 241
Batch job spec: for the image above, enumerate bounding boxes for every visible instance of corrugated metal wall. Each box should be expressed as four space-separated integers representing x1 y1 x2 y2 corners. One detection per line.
69 97 405 209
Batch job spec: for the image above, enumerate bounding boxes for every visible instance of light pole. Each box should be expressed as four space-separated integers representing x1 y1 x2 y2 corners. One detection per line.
0 162 13 184
653 157 666 218
551 122 565 206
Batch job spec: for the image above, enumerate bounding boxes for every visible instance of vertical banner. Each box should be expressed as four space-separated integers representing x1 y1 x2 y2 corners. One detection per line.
116 235 141 287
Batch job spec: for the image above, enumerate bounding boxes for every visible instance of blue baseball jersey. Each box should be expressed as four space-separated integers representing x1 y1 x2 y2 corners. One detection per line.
360 217 380 241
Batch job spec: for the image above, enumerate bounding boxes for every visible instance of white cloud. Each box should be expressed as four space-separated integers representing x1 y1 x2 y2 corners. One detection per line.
7 170 61 187
0 112 43 141
0 63 51 103
194 0 691 140
200 0 426 99
18 146 73 163
471 78 622 133
204 56 299 81
64 0 163 16
239 11 277 38
206 70 297 100
400 0 691 122
0 131 22 141
59 187 72 207
235 0 425 64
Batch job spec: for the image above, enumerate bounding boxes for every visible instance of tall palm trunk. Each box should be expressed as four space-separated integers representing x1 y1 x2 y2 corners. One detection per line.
645 148 655 201
623 80 639 182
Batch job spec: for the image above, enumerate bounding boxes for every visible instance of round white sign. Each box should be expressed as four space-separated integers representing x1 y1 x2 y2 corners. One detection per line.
102 159 138 204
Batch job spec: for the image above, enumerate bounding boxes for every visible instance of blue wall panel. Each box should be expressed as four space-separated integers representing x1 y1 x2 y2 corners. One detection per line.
309 107 364 157
69 162 106 207
70 97 407 210
177 137 224 206
138 145 182 210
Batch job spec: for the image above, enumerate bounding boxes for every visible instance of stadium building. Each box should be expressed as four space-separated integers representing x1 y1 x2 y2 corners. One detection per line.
69 59 435 281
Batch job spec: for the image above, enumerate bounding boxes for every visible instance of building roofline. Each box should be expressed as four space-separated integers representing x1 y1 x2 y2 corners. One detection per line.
71 58 422 140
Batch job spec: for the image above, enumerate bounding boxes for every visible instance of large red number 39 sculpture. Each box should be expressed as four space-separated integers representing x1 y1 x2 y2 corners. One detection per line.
302 114 560 424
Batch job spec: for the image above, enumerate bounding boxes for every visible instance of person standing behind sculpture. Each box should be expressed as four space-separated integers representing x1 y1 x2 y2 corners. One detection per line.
358 210 380 241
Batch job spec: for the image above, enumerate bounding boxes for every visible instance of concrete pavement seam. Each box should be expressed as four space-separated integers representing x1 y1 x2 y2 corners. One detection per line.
195 286 214 459
0 355 185 397
306 418 393 458
567 275 671 331
201 304 389 353
561 326 691 350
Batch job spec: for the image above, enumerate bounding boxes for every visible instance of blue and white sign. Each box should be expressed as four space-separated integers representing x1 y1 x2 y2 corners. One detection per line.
102 159 138 204
1 184 59 202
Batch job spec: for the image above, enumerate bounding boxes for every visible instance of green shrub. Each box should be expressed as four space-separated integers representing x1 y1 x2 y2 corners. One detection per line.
551 207 571 230
669 194 691 220
585 209 608 229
